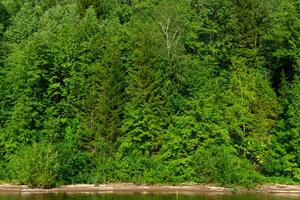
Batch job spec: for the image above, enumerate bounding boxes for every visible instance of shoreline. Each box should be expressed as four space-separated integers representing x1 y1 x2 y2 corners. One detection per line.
0 184 300 196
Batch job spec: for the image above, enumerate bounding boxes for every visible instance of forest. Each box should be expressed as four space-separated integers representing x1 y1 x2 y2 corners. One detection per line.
0 0 299 188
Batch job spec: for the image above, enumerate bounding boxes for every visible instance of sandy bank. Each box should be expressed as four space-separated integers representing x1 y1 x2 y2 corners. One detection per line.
0 183 299 195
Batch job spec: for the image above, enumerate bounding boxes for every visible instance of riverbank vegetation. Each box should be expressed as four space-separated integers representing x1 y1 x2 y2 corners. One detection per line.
0 0 299 189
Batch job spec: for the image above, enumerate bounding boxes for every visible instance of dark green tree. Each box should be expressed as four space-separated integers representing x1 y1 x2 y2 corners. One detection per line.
265 78 300 181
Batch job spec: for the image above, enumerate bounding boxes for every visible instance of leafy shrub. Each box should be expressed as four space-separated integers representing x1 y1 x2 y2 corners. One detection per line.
90 138 116 184
114 149 150 183
192 145 264 188
56 125 93 184
8 143 59 188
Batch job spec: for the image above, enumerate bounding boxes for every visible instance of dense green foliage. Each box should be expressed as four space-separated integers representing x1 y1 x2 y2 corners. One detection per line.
0 0 299 188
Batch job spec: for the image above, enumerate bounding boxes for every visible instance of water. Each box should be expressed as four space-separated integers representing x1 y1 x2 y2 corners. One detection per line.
0 193 298 200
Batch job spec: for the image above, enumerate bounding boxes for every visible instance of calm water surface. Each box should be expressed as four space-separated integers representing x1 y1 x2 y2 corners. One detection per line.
0 193 298 200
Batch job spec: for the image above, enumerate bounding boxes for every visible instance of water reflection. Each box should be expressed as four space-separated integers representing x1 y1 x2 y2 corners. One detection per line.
0 193 298 200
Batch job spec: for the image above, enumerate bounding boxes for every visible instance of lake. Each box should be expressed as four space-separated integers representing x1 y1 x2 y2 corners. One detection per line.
0 193 298 200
